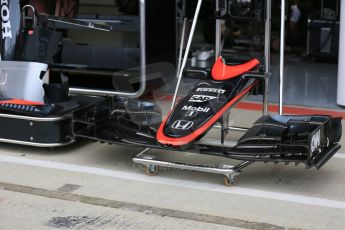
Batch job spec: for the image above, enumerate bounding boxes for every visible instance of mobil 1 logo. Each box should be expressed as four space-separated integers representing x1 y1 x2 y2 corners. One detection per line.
182 105 210 113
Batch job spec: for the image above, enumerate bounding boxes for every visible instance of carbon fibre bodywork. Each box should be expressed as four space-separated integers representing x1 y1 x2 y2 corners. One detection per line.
227 115 342 168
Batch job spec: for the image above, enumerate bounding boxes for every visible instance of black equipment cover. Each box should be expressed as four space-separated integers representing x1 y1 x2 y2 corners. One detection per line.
0 0 21 60
19 11 62 64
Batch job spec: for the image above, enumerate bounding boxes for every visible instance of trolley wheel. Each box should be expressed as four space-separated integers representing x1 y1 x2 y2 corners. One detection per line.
223 175 237 186
144 165 158 176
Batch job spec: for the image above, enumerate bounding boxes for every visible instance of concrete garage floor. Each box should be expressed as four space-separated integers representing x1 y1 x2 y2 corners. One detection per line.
0 108 345 230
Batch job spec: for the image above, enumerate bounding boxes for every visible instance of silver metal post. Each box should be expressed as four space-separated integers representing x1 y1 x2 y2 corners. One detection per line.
279 0 285 115
177 18 188 77
263 0 272 115
170 0 204 110
337 0 345 105
136 148 152 157
306 18 311 56
215 0 222 59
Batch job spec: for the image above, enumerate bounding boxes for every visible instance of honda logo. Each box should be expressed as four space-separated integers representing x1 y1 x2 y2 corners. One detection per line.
172 120 194 130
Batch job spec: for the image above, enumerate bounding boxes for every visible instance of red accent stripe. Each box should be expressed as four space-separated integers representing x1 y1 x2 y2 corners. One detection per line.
211 57 260 81
156 81 259 146
236 101 345 119
0 99 44 106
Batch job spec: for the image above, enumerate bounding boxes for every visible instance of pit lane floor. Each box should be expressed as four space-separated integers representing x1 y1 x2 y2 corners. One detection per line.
0 108 344 230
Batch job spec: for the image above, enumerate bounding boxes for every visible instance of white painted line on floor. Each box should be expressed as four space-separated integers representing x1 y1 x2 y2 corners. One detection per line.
0 155 345 210
334 153 345 159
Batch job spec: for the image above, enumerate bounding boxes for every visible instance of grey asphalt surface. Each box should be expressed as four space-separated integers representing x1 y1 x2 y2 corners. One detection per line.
0 108 344 230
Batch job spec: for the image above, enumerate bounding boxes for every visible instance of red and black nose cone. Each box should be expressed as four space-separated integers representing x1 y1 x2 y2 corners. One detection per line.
157 58 260 148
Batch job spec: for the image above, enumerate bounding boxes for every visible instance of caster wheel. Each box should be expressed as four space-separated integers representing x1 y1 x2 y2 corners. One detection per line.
144 165 158 176
223 175 237 186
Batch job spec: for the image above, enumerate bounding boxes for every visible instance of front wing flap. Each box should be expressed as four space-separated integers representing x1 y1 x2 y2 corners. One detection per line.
226 115 342 168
